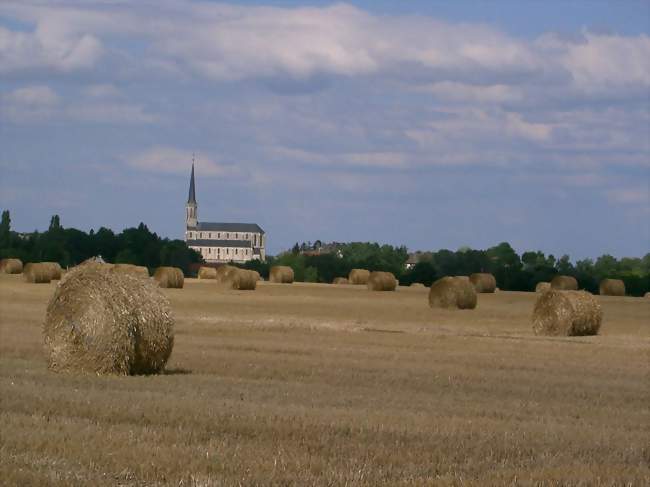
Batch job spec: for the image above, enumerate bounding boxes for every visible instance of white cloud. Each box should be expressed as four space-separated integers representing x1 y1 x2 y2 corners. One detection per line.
82 84 121 98
126 147 229 176
4 85 59 105
606 187 649 205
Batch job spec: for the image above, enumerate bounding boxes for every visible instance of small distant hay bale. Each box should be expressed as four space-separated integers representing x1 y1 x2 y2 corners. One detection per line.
428 276 477 310
153 267 184 288
41 262 63 280
333 277 349 285
536 282 551 293
0 258 23 274
221 269 257 290
198 266 217 279
43 264 174 375
367 271 397 291
599 279 625 296
645 292 650 298
410 282 426 288
23 263 52 283
251 270 262 282
532 290 602 336
111 263 149 279
551 275 578 291
349 269 370 285
215 265 238 282
469 273 496 293
269 266 294 284
455 275 470 281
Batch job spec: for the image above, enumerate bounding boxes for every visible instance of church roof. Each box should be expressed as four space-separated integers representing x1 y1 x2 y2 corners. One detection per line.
187 163 196 204
187 239 254 248
191 222 265 234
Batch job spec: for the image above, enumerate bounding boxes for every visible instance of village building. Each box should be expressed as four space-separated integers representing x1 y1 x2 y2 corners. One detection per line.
185 163 265 263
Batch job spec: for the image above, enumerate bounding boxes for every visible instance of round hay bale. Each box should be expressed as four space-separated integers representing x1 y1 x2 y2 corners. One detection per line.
269 265 294 284
428 276 477 310
111 263 149 279
348 269 370 285
221 269 257 290
410 282 426 288
41 262 63 280
551 275 578 291
198 266 217 279
469 273 496 293
215 265 238 282
43 264 174 375
455 275 470 281
0 258 23 274
599 278 625 296
645 292 650 299
333 277 349 285
367 271 397 291
536 282 551 293
251 270 262 282
23 263 51 283
532 290 602 336
153 267 184 289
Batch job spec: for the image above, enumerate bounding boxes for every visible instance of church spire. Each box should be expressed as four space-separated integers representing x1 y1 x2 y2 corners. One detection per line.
186 155 198 228
187 154 197 204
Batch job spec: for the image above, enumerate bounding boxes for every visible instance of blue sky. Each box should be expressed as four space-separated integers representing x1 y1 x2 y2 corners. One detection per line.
1 0 649 258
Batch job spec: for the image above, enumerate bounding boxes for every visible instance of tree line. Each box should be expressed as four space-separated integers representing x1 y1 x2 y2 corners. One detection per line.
2 211 648 295
240 241 650 296
0 211 201 275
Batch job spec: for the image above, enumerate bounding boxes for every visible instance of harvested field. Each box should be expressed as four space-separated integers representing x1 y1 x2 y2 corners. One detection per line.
1 274 649 485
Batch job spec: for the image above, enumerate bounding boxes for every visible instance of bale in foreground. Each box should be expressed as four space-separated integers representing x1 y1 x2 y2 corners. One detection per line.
154 267 184 288
43 264 174 375
469 273 496 293
0 258 23 274
269 265 294 284
367 271 397 291
536 282 551 293
198 266 217 279
599 279 625 296
333 277 349 285
429 276 477 310
111 263 149 279
221 269 258 290
551 275 578 291
23 263 51 283
349 269 370 285
532 290 602 336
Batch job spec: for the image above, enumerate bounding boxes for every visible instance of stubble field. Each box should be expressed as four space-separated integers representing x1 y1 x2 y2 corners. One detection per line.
1 274 649 486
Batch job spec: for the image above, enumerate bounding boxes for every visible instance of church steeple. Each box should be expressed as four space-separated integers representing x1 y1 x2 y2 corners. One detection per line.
188 161 196 204
186 156 198 228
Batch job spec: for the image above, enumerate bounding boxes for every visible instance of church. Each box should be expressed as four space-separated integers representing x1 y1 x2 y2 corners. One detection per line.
185 163 266 263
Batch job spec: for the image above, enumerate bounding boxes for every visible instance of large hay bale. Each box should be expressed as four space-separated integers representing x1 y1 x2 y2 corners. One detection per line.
153 266 184 289
111 263 149 279
1 258 23 274
198 266 217 279
428 276 477 310
599 278 625 296
43 264 174 375
551 275 578 291
41 262 63 280
23 263 52 283
215 265 238 283
367 271 397 291
251 270 262 282
536 282 551 293
349 269 370 285
532 290 602 336
333 277 349 285
269 265 294 284
469 273 496 293
221 269 258 290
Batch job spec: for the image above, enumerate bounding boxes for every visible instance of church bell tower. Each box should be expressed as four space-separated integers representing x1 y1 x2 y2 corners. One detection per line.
186 159 198 228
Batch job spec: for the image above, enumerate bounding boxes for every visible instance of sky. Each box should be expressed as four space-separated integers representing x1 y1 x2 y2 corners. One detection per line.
1 0 649 259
